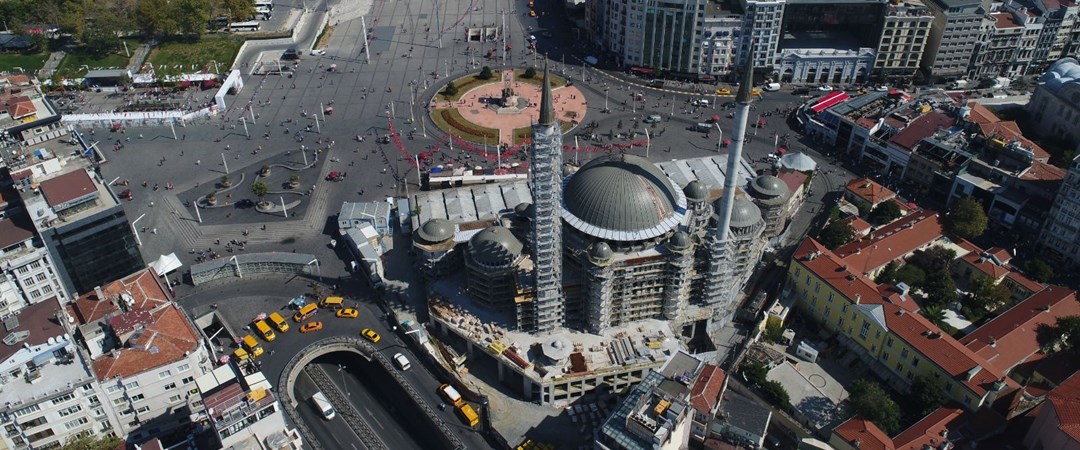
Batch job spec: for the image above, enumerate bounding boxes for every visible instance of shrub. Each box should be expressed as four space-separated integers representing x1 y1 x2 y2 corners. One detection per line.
479 66 493 80
523 67 537 79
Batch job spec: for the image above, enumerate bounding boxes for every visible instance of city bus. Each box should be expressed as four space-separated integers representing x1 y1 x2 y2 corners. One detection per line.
294 303 318 322
229 21 261 32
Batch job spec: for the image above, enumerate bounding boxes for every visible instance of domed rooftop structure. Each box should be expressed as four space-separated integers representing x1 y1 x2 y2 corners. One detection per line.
416 218 455 244
750 175 791 199
1040 58 1080 93
562 154 686 241
668 231 692 251
715 196 762 229
468 226 523 267
514 202 533 217
683 180 709 203
588 242 614 263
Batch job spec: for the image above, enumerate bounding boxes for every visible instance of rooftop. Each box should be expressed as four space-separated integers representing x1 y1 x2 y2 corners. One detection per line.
794 238 920 313
90 303 201 380
715 390 771 438
993 12 1023 28
655 154 756 198
0 300 94 412
833 418 893 450
960 286 1079 374
689 365 726 413
410 180 531 227
67 268 171 326
1045 372 1080 442
0 213 35 249
338 201 392 228
845 177 896 206
562 154 686 240
833 211 945 276
888 111 956 152
38 168 97 209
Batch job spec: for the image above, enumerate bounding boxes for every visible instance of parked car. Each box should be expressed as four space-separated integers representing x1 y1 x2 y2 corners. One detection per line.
643 114 662 123
336 308 359 319
300 321 324 333
361 328 381 343
817 85 834 91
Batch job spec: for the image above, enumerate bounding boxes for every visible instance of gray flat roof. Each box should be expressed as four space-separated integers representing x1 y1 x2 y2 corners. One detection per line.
411 180 531 225
781 31 862 51
656 154 756 196
338 201 391 222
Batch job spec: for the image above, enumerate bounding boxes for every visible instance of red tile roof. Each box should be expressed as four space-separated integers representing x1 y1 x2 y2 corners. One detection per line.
0 299 65 363
68 269 171 325
987 247 1012 264
888 112 955 152
38 169 96 209
892 407 964 449
960 286 1080 373
833 212 945 276
993 12 1022 28
959 252 1010 280
1046 373 1080 442
846 178 896 206
689 364 726 413
884 302 1014 396
1004 271 1045 294
0 214 35 249
844 215 874 238
91 303 200 380
9 100 34 119
795 238 905 309
776 170 808 195
966 102 999 126
833 418 894 450
1020 160 1066 181
979 121 1052 162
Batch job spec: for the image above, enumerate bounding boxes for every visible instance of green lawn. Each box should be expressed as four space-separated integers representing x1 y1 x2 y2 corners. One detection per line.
0 51 50 74
147 38 244 73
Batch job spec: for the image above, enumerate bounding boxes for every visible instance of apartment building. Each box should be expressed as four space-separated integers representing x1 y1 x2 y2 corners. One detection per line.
599 0 706 75
738 0 787 70
1038 154 1080 268
783 237 1016 409
971 10 1041 78
0 213 69 317
920 0 991 80
700 5 744 77
0 300 121 450
194 363 301 449
63 269 213 443
875 0 935 82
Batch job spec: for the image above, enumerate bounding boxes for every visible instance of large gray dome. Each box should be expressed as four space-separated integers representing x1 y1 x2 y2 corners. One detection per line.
416 218 454 243
468 226 522 267
750 175 791 199
683 181 708 203
562 154 686 241
728 197 763 228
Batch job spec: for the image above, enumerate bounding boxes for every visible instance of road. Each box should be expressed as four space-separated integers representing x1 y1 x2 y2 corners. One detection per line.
293 369 371 450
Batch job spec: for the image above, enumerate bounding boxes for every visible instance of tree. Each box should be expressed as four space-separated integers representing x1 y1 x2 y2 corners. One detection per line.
741 362 768 386
947 197 988 240
848 380 901 435
761 380 792 412
968 273 1012 313
443 81 458 97
922 271 958 307
818 220 855 249
172 0 212 35
907 246 958 274
523 66 537 79
764 316 784 343
1022 259 1054 283
876 261 900 284
251 180 268 204
478 66 493 80
977 77 996 89
136 0 178 36
1038 315 1080 355
221 0 255 21
869 201 902 225
828 205 842 223
62 434 123 450
920 304 947 329
910 373 945 417
895 264 926 287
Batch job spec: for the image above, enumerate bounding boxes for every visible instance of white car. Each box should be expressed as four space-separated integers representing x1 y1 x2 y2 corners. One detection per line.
875 85 889 91
310 49 326 56
817 85 834 91
393 353 411 370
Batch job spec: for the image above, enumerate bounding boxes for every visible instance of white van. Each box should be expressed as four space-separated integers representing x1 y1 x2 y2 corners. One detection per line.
763 82 781 92
312 391 335 419
393 353 411 370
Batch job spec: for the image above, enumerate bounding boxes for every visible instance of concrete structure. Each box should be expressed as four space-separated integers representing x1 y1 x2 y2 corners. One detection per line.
595 352 708 450
874 0 935 82
921 0 992 80
194 363 301 449
16 166 142 296
596 0 705 75
337 200 392 235
0 300 119 450
1028 58 1080 148
971 9 1042 78
464 225 527 311
63 269 214 442
0 213 70 317
342 224 385 287
1038 154 1080 268
777 33 877 84
527 67 565 333
738 0 787 71
706 391 772 448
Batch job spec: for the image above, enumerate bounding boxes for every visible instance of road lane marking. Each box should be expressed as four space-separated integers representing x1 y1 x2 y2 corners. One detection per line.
364 407 386 429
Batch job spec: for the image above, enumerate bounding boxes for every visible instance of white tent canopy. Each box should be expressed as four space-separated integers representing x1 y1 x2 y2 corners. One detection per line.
781 152 818 172
150 253 183 276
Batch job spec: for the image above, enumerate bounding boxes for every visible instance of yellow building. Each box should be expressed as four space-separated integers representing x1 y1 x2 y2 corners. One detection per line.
781 237 1015 410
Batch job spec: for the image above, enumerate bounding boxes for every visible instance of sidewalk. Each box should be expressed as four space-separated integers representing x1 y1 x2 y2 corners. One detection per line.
39 51 65 78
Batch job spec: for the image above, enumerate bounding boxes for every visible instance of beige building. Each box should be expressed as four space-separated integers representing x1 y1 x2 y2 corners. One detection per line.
875 0 935 82
920 0 992 80
971 10 1042 77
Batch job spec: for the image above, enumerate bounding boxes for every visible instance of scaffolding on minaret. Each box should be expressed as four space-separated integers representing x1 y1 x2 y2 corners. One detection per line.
527 61 565 333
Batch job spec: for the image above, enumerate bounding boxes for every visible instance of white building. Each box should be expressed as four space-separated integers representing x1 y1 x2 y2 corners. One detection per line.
920 0 992 81
0 214 70 318
738 0 788 70
700 8 744 77
63 269 214 442
0 300 120 450
194 363 301 449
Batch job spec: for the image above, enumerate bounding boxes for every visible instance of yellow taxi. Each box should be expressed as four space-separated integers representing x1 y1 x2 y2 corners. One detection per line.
361 328 381 343
715 88 731 95
336 308 359 319
751 88 762 96
300 321 324 333
529 10 536 17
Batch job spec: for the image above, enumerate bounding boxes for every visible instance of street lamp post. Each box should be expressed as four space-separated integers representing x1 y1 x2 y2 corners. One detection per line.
715 123 724 153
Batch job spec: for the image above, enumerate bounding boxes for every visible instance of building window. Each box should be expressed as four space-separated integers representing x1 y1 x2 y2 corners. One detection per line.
838 317 845 328
181 376 195 384
13 404 41 417
64 417 89 430
41 285 52 294
51 393 75 405
158 369 172 379
168 394 183 403
883 352 890 362
136 406 150 413
17 267 29 275
130 394 145 402
29 261 40 269
163 382 177 391
859 322 870 339
29 290 40 298
841 304 848 313
900 348 909 359
113 397 127 406
913 357 920 367
58 405 82 417
22 277 34 286
125 381 139 389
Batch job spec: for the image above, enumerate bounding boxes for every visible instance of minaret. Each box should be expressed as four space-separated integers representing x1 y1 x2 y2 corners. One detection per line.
528 63 565 333
715 50 756 242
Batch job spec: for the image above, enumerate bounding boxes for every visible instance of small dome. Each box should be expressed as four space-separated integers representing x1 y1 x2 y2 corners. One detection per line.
588 242 614 262
683 181 708 202
668 231 692 251
750 175 791 199
514 202 532 217
468 226 523 267
417 218 455 243
728 197 763 228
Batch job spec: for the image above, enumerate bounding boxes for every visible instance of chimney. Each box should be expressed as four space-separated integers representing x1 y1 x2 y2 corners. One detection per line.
855 293 862 304
94 286 104 301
